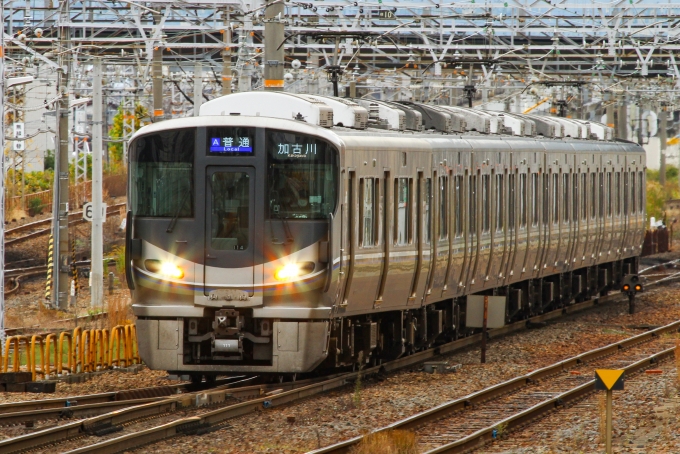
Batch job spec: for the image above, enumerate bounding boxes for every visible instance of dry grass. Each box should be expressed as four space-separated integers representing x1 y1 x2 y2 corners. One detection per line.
351 430 418 454
107 294 133 330
6 207 27 222
676 340 680 391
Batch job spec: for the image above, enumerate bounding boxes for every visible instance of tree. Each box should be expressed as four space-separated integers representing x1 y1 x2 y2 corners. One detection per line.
108 103 149 171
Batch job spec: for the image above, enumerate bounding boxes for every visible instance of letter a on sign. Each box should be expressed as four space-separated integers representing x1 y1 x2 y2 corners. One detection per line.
595 369 624 391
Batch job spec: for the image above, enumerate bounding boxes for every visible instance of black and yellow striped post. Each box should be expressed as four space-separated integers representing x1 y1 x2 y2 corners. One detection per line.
45 234 54 300
71 236 78 297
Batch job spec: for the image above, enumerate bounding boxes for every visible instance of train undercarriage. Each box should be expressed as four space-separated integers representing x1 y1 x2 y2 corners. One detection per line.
160 257 638 383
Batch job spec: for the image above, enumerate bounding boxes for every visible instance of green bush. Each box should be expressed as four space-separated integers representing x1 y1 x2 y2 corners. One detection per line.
27 197 45 216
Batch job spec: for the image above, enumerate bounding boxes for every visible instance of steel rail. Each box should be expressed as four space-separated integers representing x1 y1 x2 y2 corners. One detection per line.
308 321 680 454
424 347 676 454
5 203 126 238
5 203 125 247
54 291 652 454
0 376 252 420
0 287 655 453
0 374 339 453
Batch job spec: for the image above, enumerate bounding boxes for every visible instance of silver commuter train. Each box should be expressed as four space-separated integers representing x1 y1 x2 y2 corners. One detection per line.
126 93 646 380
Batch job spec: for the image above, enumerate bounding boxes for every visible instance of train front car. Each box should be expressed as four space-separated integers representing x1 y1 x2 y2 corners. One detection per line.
127 116 340 379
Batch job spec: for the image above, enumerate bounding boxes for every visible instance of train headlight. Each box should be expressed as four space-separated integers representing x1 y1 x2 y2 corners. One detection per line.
145 259 184 279
274 262 315 281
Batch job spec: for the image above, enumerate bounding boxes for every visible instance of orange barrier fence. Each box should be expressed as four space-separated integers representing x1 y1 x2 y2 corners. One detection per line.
0 324 139 379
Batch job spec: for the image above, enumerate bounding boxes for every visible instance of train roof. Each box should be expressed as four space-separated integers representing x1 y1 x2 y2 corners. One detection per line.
133 95 644 156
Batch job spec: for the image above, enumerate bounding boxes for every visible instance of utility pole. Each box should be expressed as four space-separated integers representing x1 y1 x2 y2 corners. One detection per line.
222 8 232 96
0 1 6 345
616 94 627 141
152 12 163 119
660 108 667 186
91 58 104 309
53 0 71 310
637 98 643 146
263 0 284 91
193 62 202 115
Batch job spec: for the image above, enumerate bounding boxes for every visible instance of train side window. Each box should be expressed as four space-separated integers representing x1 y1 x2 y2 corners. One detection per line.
531 173 539 227
482 174 490 233
553 173 559 225
360 178 378 247
623 172 629 215
572 173 579 223
424 178 432 244
606 172 612 218
631 171 636 214
454 175 463 237
615 172 621 216
639 171 644 213
520 173 527 228
598 173 604 219
508 173 515 231
439 176 448 240
469 174 477 235
581 173 587 220
562 173 569 224
394 177 412 246
542 173 549 225
590 172 596 219
496 173 504 232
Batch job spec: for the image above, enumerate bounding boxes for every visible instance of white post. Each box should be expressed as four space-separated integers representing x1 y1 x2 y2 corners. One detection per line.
91 58 104 309
193 62 202 116
0 4 6 346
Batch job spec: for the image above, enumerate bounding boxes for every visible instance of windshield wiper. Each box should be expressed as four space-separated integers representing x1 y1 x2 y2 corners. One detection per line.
166 189 191 233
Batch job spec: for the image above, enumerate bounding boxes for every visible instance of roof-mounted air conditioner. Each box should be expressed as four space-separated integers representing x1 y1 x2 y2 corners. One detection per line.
542 117 583 139
303 95 368 129
199 92 334 128
383 102 423 131
570 119 613 140
396 102 458 133
354 99 405 131
439 106 493 134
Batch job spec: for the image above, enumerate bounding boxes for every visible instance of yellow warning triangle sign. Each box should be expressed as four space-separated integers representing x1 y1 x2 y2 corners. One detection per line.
595 369 625 390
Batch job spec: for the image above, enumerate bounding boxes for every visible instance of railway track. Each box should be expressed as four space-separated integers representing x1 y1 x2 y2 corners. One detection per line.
310 321 680 454
0 373 341 453
0 287 651 454
4 203 125 247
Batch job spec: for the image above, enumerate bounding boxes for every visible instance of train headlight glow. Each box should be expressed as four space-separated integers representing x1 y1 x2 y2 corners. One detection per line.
274 262 315 281
275 263 303 281
145 259 184 279
160 262 184 279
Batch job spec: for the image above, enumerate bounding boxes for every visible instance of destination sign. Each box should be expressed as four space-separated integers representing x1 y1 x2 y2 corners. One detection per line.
277 142 317 158
210 137 253 153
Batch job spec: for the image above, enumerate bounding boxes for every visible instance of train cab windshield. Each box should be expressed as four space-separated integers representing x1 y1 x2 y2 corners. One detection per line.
129 129 195 218
266 130 338 220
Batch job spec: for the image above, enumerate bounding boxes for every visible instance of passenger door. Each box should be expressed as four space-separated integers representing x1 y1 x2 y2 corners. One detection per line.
204 167 256 298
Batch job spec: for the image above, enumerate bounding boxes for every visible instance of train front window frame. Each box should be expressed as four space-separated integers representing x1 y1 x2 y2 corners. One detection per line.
265 130 338 220
129 128 195 218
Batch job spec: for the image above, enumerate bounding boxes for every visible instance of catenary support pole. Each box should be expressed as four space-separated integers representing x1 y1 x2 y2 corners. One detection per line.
222 8 232 96
0 2 5 345
91 58 104 309
264 0 284 91
193 62 202 115
54 0 71 310
660 109 667 186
